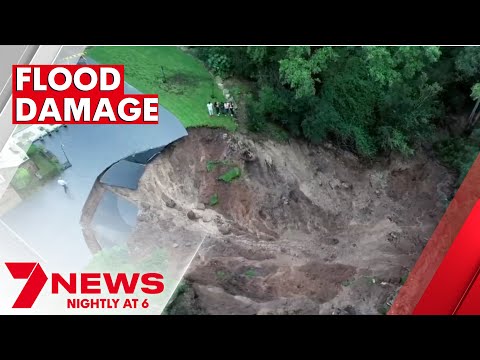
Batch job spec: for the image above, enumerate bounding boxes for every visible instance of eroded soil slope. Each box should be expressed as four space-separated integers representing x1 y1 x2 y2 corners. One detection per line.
110 128 455 315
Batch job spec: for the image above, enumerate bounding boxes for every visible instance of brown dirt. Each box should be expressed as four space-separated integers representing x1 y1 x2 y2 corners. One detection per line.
106 127 455 315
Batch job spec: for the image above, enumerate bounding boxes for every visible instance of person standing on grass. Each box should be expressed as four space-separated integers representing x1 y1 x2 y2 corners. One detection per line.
224 101 229 116
219 101 225 115
57 178 68 193
214 101 221 116
207 101 214 117
230 101 236 117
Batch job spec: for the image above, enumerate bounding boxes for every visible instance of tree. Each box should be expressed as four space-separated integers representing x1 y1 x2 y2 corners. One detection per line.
279 46 337 98
195 46 443 158
455 47 480 79
294 47 442 156
467 83 480 132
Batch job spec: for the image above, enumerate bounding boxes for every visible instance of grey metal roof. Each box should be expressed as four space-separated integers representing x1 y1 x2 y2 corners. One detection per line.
100 160 146 190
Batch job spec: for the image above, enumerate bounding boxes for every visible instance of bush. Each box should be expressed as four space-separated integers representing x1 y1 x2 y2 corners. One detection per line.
209 193 219 206
218 167 241 183
247 85 307 138
26 144 40 157
206 159 233 172
11 168 32 190
434 134 480 184
192 46 256 79
191 47 217 62
206 53 231 77
192 47 232 77
246 99 267 132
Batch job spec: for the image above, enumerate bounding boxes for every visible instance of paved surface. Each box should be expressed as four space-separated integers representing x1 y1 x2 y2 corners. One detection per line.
100 160 146 190
1 81 187 272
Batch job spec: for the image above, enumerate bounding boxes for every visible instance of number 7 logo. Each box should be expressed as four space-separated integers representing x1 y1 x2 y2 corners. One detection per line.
5 262 48 308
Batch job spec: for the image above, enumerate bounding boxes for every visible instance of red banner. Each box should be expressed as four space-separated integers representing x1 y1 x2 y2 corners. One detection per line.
12 65 159 125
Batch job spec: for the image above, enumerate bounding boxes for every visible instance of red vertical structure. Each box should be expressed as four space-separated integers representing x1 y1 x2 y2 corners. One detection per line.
389 155 480 315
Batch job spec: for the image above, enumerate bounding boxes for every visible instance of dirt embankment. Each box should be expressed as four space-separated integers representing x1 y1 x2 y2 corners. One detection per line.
109 128 455 315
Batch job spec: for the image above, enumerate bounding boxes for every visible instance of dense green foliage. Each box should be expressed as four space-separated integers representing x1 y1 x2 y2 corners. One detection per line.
193 46 480 180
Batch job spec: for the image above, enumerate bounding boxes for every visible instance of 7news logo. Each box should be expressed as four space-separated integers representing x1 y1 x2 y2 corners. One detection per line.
4 262 165 310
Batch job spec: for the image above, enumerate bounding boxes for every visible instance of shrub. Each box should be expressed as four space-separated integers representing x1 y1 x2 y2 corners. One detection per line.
191 47 217 62
206 159 233 172
11 168 32 190
206 53 231 77
206 160 218 172
209 193 219 206
218 167 241 182
26 144 39 157
434 134 480 184
246 99 267 132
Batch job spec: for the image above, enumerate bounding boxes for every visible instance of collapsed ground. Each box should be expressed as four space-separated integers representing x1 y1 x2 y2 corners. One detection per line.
84 46 458 314
104 128 454 315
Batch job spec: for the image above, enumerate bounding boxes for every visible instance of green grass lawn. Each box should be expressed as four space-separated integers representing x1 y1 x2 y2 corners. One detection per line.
86 46 237 131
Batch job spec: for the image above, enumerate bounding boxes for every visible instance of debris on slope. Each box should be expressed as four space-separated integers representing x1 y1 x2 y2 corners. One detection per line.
106 128 455 315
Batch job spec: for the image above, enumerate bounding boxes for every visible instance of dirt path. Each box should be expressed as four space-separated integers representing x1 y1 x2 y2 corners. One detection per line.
106 128 455 315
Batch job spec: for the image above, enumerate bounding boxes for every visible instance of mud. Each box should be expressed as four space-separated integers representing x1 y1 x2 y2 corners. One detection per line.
102 128 455 315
